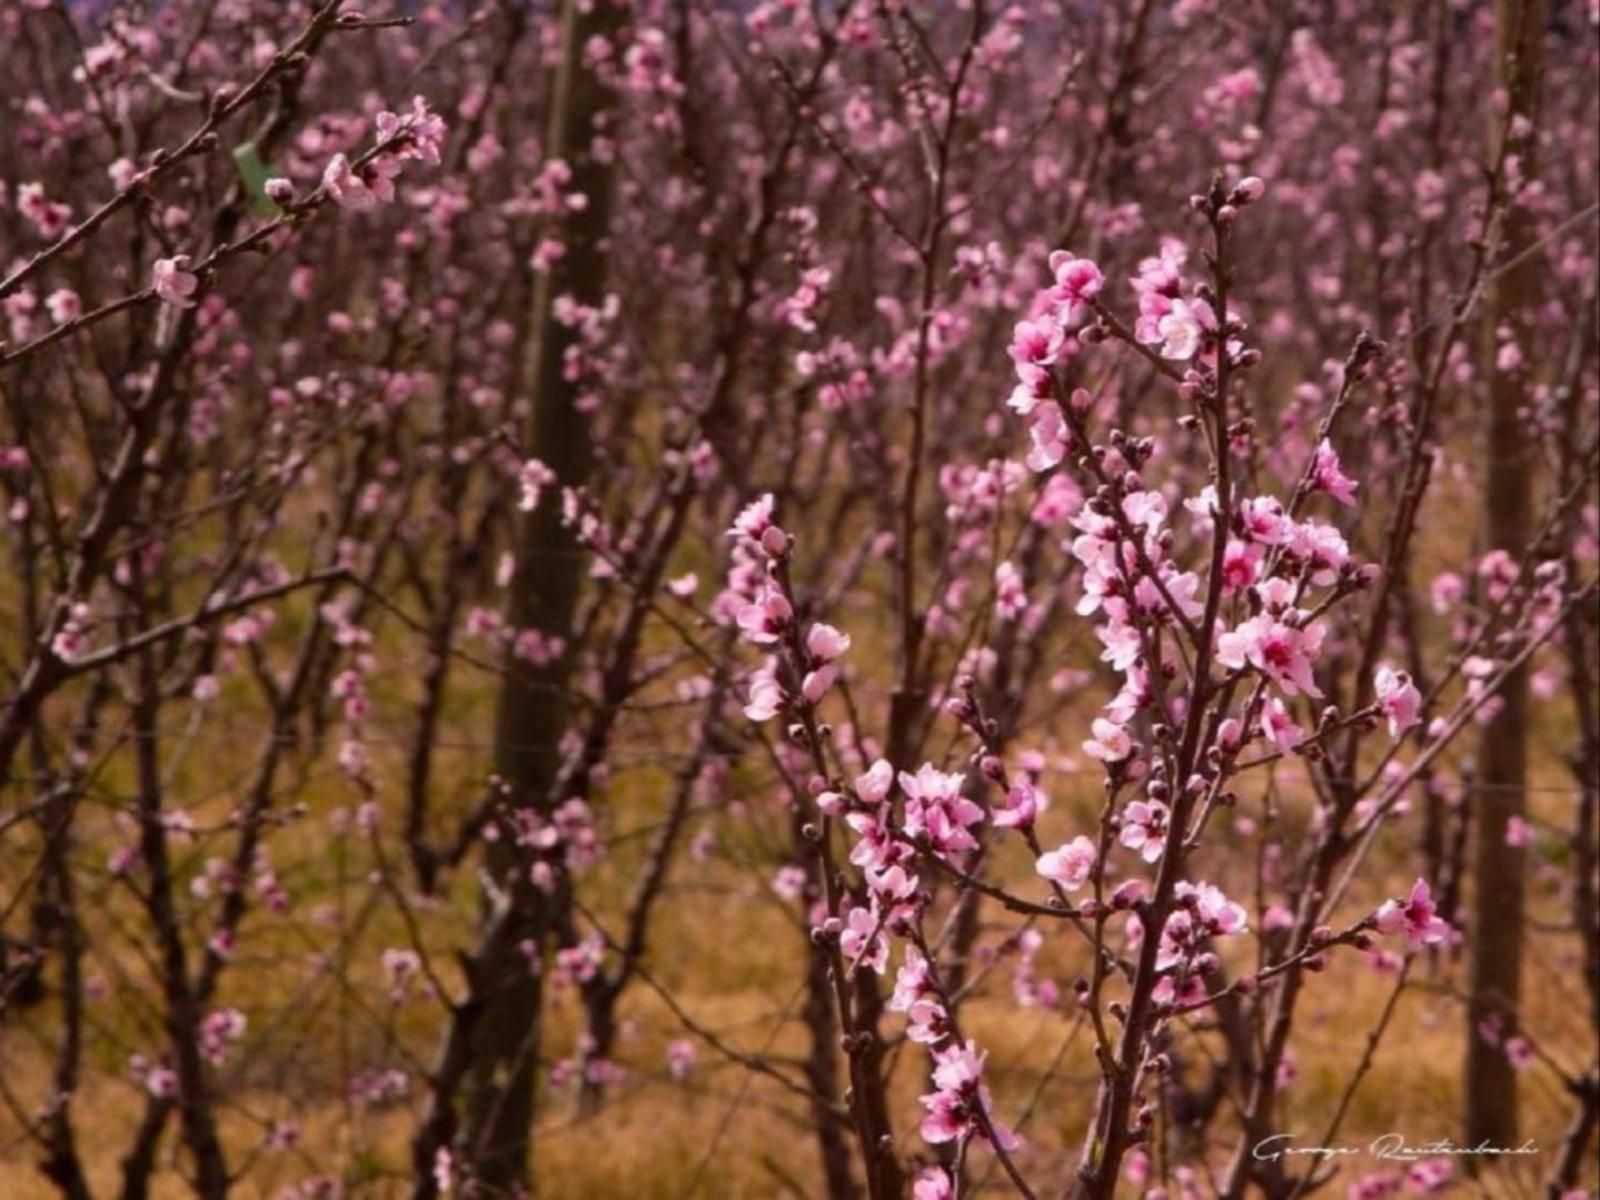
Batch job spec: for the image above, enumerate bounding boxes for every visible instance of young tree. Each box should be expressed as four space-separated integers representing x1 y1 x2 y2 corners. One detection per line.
1465 0 1545 1153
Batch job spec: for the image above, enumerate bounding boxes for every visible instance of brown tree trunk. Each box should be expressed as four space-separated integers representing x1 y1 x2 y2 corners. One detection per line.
454 0 623 1192
1464 0 1543 1155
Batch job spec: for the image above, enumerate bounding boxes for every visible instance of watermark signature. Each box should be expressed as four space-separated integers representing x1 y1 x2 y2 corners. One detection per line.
1253 1133 1541 1164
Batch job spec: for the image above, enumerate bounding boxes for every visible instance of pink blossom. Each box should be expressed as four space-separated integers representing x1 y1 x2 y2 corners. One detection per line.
1156 296 1214 360
1047 250 1105 309
200 1008 247 1065
1025 400 1070 471
1263 905 1296 932
1374 878 1451 949
770 864 806 900
145 1066 179 1099
1430 571 1465 614
1261 697 1305 753
913 1167 953 1200
992 779 1039 828
433 1147 454 1194
513 628 565 667
1312 438 1359 506
1504 815 1534 847
1406 1159 1452 1192
1083 716 1132 762
801 663 838 702
1036 835 1097 890
151 256 199 308
839 902 888 973
1217 615 1325 698
665 1038 697 1081
1504 1035 1536 1069
1125 1150 1150 1187
994 560 1027 620
50 603 95 663
322 154 376 211
805 622 851 661
1220 539 1264 594
854 759 894 806
730 493 777 542
919 1040 1019 1150
45 288 81 323
1121 488 1169 531
518 459 557 511
743 667 785 722
1238 495 1292 544
1009 316 1065 369
735 588 793 645
1152 972 1207 1007
899 764 984 857
376 95 448 164
1373 666 1421 737
1007 363 1052 416
1120 799 1169 862
1233 174 1266 203
890 947 947 1044
1186 881 1248 935
381 947 422 997
17 181 72 239
1288 520 1352 583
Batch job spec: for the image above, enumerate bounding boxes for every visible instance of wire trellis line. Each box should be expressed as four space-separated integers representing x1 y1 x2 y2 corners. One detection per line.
0 714 1591 798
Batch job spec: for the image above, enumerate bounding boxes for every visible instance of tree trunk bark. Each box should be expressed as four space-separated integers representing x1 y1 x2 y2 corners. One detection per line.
1464 0 1543 1156
457 1 623 1192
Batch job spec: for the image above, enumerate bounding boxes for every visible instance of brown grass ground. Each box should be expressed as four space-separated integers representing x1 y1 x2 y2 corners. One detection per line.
1 729 1593 1199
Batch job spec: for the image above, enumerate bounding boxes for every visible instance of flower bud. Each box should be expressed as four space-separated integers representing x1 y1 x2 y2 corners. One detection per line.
1111 879 1148 909
1233 176 1266 204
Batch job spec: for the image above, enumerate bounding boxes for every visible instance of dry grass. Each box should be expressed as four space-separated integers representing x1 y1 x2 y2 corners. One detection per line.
1 749 1593 1198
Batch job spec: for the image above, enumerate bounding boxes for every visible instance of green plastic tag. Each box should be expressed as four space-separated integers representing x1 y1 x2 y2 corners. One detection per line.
232 142 281 216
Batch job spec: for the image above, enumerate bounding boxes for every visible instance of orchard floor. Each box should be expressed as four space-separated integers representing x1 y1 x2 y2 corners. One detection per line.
2 774 1593 1199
